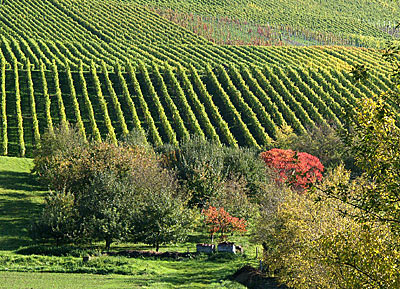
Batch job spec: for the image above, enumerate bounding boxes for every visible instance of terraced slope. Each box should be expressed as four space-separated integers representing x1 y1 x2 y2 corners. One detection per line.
0 47 392 156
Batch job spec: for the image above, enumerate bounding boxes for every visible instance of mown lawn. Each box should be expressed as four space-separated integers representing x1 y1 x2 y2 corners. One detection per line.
0 156 255 288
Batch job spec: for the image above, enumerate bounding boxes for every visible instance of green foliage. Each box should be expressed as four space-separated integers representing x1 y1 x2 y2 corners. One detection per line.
51 60 69 132
31 190 78 245
32 126 193 249
138 61 177 145
90 61 117 144
274 125 352 170
132 185 193 252
162 136 269 207
206 178 257 221
138 0 398 46
27 60 41 146
0 46 393 157
78 61 101 142
73 171 138 249
126 62 163 147
101 61 129 136
115 63 145 138
41 61 54 135
338 95 400 229
162 135 225 207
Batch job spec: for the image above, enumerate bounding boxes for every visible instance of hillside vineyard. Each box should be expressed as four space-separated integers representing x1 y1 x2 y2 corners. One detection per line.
0 0 395 156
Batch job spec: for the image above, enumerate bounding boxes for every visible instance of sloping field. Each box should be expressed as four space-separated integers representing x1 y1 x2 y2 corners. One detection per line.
134 0 399 37
0 0 394 157
0 46 391 156
134 0 400 46
0 0 394 69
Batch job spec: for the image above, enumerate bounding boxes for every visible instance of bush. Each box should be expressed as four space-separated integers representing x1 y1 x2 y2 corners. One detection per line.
160 135 227 207
33 125 89 190
132 185 194 252
222 146 269 200
30 190 78 245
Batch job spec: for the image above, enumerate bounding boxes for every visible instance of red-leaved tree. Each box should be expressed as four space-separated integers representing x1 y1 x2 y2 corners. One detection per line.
202 206 247 242
260 148 324 191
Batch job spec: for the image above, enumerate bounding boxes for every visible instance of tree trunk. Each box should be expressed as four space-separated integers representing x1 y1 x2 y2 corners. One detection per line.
156 242 160 252
105 238 112 251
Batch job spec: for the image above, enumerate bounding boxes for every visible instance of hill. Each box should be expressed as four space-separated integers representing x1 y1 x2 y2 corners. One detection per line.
135 0 400 46
0 0 395 157
0 46 391 156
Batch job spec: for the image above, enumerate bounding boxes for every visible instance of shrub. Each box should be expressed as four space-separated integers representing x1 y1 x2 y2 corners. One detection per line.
260 148 324 191
132 186 194 252
30 190 78 245
161 135 226 207
222 146 269 200
274 125 355 171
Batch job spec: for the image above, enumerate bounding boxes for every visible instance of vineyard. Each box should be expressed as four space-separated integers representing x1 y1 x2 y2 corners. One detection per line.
0 46 392 156
0 0 396 157
137 0 400 46
0 0 398 71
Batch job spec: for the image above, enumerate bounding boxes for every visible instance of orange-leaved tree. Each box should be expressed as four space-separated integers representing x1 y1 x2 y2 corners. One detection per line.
260 148 323 191
202 206 246 242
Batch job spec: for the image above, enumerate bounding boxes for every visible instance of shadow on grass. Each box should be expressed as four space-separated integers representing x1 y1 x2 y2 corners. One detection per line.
133 266 236 287
0 170 45 250
0 170 41 191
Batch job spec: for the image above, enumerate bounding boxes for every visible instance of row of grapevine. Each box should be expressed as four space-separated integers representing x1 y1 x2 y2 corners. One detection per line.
101 61 129 136
27 60 41 146
228 66 278 139
90 61 117 144
164 63 204 138
1 58 7 155
176 65 220 144
115 64 145 138
0 33 389 72
138 61 177 145
151 63 189 141
78 61 101 142
66 63 86 141
13 60 25 156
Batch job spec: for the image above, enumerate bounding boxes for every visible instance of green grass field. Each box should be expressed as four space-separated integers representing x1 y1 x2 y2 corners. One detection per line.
0 156 254 288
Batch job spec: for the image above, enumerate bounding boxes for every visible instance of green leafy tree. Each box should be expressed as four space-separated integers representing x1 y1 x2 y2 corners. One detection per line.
132 187 193 252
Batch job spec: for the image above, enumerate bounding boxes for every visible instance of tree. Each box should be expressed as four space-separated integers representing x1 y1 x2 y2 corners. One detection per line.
132 187 193 252
260 148 324 191
202 206 247 242
76 172 137 250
